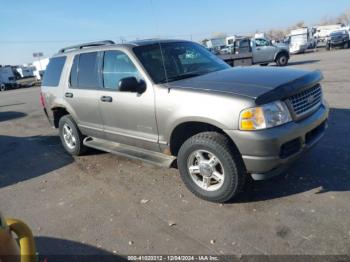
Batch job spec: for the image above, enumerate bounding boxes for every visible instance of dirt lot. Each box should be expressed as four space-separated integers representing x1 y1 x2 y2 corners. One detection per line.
1 49 350 257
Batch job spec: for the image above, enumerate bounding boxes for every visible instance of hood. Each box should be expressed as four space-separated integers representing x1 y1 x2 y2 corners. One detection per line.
166 67 323 105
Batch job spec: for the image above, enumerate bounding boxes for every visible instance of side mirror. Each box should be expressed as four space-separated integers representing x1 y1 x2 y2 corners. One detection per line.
119 77 146 94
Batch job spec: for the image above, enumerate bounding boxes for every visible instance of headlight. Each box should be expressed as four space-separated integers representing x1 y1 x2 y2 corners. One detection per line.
239 101 292 130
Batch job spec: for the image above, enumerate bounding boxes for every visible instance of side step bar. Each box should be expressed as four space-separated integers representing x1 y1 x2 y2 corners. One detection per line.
83 137 176 168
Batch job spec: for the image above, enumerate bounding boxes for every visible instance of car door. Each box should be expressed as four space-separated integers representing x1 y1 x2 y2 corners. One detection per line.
98 50 160 152
65 52 105 138
253 38 276 63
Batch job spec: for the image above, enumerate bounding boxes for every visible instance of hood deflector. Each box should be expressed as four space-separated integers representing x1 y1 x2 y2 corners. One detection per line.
255 70 323 105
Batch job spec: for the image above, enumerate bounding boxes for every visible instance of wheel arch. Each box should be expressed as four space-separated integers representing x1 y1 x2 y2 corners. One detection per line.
274 50 290 61
169 121 239 157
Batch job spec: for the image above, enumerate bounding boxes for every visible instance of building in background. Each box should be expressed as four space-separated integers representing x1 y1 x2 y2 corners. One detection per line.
32 57 49 80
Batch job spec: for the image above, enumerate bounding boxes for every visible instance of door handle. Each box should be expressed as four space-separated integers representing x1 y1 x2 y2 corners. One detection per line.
256 48 261 50
100 96 113 102
65 92 73 98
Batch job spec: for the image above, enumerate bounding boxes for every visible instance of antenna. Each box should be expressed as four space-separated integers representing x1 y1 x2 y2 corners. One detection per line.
149 0 169 87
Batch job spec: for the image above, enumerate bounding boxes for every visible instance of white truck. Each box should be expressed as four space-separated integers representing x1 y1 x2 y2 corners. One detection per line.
0 66 17 91
0 66 37 91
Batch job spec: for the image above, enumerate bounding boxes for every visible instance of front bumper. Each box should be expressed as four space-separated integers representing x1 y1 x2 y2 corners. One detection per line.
225 104 329 180
329 40 347 46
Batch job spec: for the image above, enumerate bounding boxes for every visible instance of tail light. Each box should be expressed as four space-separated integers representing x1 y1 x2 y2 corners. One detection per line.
40 92 45 107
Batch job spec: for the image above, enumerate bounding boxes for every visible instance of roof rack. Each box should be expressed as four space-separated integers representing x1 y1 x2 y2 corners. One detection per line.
58 40 115 53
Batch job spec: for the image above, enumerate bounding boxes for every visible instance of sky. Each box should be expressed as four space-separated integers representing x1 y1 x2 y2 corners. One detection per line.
0 0 349 65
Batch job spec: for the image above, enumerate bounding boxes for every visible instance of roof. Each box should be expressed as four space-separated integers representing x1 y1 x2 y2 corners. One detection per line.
128 38 190 46
55 39 191 56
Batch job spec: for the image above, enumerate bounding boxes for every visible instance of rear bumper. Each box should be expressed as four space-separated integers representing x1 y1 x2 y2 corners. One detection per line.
225 104 329 179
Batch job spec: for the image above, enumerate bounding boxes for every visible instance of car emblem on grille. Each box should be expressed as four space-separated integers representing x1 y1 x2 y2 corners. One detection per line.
307 95 315 104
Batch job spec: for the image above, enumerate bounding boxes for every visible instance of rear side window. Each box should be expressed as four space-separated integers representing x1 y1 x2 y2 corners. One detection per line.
69 52 101 89
42 56 66 87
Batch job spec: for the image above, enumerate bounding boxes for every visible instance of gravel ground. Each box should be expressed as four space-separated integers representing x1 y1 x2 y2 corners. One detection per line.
0 48 349 257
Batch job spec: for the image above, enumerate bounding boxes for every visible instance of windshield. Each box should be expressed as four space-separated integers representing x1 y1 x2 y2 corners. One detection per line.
133 41 229 84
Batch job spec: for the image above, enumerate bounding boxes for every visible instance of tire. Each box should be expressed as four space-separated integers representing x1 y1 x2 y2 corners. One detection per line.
177 132 246 203
58 115 87 156
260 63 269 66
344 42 349 49
0 84 6 92
276 53 289 66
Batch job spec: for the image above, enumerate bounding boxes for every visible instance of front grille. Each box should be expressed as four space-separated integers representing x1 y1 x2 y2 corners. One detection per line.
287 84 322 118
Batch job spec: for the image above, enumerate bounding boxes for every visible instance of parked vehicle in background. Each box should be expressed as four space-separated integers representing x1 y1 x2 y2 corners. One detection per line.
16 65 36 78
314 24 344 47
0 66 18 91
226 36 236 46
41 39 328 202
326 29 350 50
0 82 5 92
289 27 316 54
0 65 37 91
205 37 226 50
218 37 290 66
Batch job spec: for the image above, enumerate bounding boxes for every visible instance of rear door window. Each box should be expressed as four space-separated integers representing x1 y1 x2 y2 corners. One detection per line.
42 56 66 87
77 52 101 89
69 52 102 89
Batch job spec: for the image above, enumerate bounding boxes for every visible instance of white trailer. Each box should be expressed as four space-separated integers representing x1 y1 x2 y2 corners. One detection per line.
205 37 226 49
16 65 36 78
289 27 316 54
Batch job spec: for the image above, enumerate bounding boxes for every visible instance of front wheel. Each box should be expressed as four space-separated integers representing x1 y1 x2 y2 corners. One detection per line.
177 132 246 203
276 53 289 66
59 115 87 156
0 84 6 91
344 42 349 49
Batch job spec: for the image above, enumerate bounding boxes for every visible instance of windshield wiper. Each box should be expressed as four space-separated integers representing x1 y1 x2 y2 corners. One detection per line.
158 72 202 84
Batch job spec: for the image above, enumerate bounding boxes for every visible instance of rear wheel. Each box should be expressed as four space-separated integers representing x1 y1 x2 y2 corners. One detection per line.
177 132 246 203
276 53 289 66
0 84 6 92
58 115 87 156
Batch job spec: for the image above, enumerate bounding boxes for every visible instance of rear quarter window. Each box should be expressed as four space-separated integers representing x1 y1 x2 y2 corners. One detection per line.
42 56 66 87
